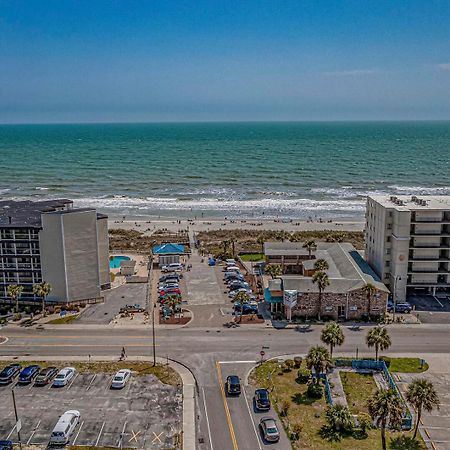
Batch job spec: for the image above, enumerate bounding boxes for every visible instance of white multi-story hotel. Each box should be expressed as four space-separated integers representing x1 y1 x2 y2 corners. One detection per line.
0 199 110 304
366 195 450 302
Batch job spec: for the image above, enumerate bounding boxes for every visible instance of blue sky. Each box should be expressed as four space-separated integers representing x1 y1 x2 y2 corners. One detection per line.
1 0 450 122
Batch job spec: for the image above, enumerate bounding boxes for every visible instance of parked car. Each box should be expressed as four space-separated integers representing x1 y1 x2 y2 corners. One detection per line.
18 364 41 384
159 287 181 296
159 274 180 283
387 302 412 313
225 259 236 265
49 410 80 445
119 304 145 313
0 441 13 450
53 367 76 387
34 367 58 386
226 375 241 395
0 364 21 385
229 288 253 298
228 281 249 291
259 417 280 442
254 389 271 411
234 303 258 315
225 275 245 284
111 369 131 389
223 266 240 273
162 263 183 273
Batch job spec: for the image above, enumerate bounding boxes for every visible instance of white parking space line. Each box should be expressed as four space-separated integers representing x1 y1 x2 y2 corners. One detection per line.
6 424 15 440
219 360 257 364
67 373 78 390
106 375 115 391
26 419 41 445
95 421 106 446
433 296 444 307
117 421 127 446
201 387 214 450
86 374 97 391
72 420 84 445
243 386 263 450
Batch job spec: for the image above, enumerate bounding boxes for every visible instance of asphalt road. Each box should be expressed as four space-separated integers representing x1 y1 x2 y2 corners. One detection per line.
2 323 450 450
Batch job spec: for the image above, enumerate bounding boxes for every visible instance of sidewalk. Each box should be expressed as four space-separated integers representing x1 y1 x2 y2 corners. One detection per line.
0 354 197 450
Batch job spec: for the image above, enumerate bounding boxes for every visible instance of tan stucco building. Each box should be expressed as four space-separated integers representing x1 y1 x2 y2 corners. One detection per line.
366 195 450 302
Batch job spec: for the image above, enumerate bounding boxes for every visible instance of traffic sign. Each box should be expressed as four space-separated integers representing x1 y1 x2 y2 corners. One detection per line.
260 350 265 357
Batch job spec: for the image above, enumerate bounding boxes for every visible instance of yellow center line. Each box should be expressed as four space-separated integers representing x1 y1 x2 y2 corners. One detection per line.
215 361 239 450
3 343 160 347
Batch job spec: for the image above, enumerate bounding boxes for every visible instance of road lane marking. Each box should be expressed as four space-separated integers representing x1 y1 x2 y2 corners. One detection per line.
95 421 106 446
2 343 161 347
0 336 9 345
72 420 84 445
219 360 257 364
215 361 238 450
117 421 127 446
201 387 214 450
26 419 41 444
6 423 16 439
242 386 263 450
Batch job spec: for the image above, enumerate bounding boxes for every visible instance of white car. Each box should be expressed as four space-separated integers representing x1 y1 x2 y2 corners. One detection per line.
52 367 76 387
225 259 236 265
229 288 253 298
162 263 183 273
158 283 179 292
49 410 80 445
223 266 240 272
111 369 131 389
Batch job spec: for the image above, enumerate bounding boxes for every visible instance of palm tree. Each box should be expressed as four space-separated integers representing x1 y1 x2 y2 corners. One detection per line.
33 282 52 314
366 326 391 361
222 240 230 256
325 404 354 432
321 322 344 358
234 291 251 323
314 258 329 272
256 234 266 254
367 388 403 450
406 379 440 439
7 284 24 313
362 282 377 317
312 270 330 321
303 239 317 259
230 237 236 257
165 293 181 320
305 345 332 384
264 264 283 279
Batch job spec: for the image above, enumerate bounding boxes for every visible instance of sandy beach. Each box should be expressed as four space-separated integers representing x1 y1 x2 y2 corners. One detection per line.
108 216 365 234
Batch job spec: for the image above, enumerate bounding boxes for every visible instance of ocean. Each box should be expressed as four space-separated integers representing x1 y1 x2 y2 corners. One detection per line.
1 122 450 220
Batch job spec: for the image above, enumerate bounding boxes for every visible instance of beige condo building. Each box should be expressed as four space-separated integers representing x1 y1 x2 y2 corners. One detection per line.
365 195 450 302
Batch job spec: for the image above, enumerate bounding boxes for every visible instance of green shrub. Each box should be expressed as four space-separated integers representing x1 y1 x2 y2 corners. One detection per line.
13 313 22 321
296 368 311 384
307 382 324 399
293 356 302 368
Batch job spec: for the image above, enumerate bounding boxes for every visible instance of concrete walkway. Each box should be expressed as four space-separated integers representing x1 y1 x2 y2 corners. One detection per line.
0 354 197 450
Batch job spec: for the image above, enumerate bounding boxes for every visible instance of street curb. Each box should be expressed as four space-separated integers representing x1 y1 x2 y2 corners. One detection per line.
0 354 197 450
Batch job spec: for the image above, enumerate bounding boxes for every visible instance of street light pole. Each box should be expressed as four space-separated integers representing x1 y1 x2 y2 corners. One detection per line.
148 255 156 367
12 388 22 450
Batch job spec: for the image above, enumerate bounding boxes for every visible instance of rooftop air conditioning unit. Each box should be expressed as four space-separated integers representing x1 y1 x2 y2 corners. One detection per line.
412 196 418 202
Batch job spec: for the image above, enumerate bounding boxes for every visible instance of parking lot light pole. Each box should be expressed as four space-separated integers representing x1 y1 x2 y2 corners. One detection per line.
393 275 401 323
12 388 22 450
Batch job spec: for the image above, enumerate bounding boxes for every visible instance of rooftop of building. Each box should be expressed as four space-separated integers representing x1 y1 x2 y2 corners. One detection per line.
0 199 107 228
152 243 186 254
264 241 311 256
268 241 389 294
369 195 450 211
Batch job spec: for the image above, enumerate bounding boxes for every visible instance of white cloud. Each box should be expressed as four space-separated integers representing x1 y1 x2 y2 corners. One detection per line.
436 63 450 70
323 69 378 76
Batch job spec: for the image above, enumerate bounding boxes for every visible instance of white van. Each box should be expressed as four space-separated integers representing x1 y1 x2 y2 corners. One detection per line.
49 410 80 445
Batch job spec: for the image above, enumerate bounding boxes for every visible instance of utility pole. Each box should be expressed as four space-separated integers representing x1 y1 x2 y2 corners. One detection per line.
393 275 401 323
12 389 22 450
147 254 156 367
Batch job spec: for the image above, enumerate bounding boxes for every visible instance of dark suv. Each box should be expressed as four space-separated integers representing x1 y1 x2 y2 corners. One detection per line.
18 365 41 384
387 302 412 313
0 364 21 385
226 375 241 396
254 388 271 411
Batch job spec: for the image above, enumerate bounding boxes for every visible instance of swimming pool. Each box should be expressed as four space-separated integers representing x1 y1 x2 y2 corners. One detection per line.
109 255 130 269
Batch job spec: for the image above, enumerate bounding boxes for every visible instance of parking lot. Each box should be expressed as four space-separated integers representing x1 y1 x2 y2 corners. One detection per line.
0 370 182 448
408 294 450 323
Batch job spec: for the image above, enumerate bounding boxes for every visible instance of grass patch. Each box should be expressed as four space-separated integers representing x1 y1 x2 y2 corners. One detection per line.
250 361 424 449
47 314 79 324
383 357 429 373
340 371 377 414
239 253 264 262
0 361 181 386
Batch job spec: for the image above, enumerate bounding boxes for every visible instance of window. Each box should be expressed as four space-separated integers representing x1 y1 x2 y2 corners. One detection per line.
387 236 391 242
